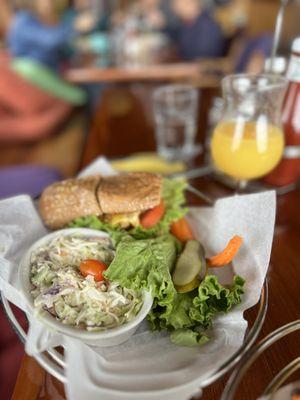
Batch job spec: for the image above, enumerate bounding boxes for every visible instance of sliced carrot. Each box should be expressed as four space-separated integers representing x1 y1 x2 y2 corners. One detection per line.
170 218 195 243
140 201 165 228
208 235 243 267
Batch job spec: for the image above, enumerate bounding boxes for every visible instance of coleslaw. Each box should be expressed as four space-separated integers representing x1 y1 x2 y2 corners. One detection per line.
30 234 143 331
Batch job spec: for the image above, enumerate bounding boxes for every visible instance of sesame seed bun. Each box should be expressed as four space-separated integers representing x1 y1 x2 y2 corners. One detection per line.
39 172 163 229
97 172 163 214
39 176 102 229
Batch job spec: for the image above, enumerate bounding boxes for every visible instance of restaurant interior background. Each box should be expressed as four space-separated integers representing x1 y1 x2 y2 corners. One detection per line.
0 0 300 399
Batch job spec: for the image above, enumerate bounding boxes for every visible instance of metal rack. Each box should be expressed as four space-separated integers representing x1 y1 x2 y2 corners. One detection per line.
222 319 300 400
1 280 268 387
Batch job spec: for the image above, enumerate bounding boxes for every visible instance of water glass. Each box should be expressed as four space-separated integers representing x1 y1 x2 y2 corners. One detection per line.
153 85 200 161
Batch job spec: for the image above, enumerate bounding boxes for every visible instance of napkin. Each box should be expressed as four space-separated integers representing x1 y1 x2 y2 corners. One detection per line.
0 157 276 400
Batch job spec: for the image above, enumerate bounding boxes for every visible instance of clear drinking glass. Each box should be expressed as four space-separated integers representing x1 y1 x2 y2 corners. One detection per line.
153 85 201 161
211 74 288 187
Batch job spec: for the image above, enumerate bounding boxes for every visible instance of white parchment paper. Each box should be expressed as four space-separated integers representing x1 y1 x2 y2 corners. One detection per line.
0 157 276 400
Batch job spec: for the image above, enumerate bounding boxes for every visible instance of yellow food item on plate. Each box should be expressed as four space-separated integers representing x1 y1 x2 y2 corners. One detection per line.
105 212 140 228
111 153 186 175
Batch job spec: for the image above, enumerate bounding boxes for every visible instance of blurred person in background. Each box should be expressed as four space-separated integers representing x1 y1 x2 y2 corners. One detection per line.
112 0 179 34
132 0 167 32
168 0 225 60
213 0 273 74
8 0 73 70
0 0 12 43
0 0 86 143
72 0 111 65
110 0 167 34
110 0 176 67
233 33 273 74
72 0 110 34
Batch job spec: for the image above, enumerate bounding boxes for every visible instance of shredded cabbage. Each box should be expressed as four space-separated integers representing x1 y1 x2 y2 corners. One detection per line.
30 234 143 331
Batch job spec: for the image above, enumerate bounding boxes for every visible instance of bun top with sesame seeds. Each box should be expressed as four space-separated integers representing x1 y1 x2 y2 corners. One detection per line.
39 175 102 230
97 172 163 214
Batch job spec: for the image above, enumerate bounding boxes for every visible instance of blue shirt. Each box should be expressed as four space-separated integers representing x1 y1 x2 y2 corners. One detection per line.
168 11 225 60
235 35 273 72
7 11 74 70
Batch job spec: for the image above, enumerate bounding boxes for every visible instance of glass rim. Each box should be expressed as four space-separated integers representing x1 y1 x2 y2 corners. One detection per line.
153 84 198 101
222 73 288 91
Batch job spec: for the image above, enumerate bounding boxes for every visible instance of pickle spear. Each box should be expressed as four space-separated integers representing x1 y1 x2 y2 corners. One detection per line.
172 240 206 288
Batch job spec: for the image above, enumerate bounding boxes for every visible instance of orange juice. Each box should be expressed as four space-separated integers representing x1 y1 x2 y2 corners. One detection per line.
211 121 284 179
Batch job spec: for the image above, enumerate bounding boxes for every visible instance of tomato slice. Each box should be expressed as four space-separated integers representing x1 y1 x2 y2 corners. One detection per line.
170 218 194 242
140 201 165 229
79 259 108 282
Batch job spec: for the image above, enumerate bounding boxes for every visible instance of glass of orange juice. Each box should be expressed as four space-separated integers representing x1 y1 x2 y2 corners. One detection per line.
211 74 288 187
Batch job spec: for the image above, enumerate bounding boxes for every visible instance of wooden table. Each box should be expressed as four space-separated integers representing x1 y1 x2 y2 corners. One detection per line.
65 60 231 86
11 87 300 399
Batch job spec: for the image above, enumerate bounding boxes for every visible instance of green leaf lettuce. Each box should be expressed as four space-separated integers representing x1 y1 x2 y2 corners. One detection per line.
104 235 178 305
104 234 245 347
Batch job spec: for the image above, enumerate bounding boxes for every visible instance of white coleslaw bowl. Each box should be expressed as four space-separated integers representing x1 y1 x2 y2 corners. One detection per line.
18 228 153 347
